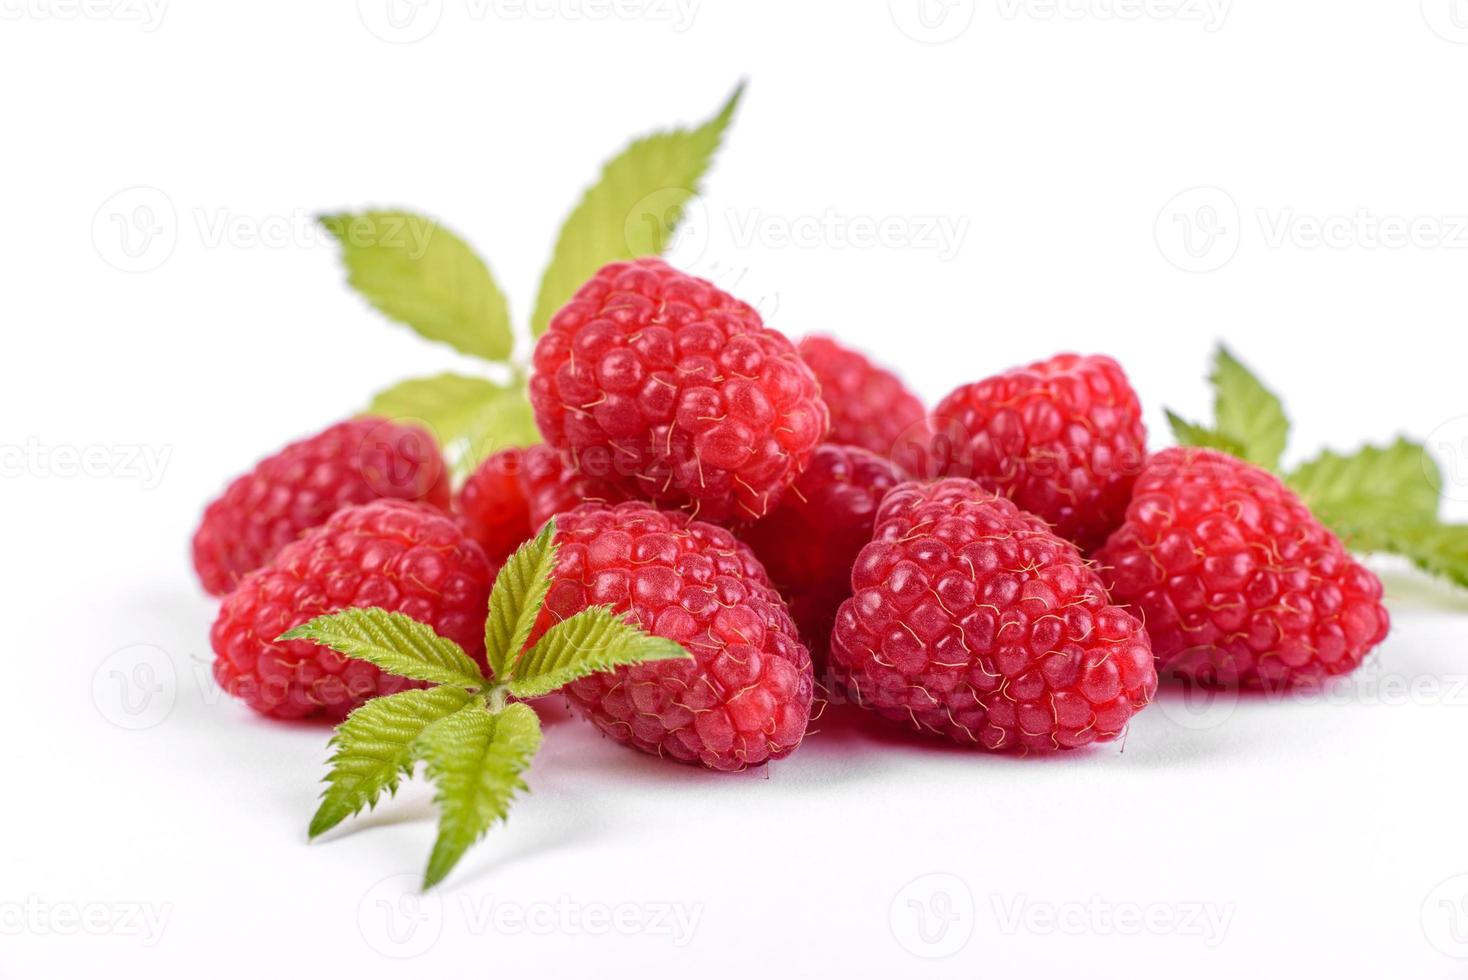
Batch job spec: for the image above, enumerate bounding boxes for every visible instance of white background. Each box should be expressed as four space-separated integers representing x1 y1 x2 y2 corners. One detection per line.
5 1 1468 977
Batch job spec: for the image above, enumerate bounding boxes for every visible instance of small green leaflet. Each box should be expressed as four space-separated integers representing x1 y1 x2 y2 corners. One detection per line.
309 686 474 839
1210 346 1290 470
1164 409 1247 458
282 528 693 887
1341 522 1468 589
416 702 542 888
1288 438 1440 528
321 211 514 362
509 606 689 700
1168 345 1289 470
529 82 744 338
1286 438 1466 587
1169 343 1468 593
484 521 560 681
282 609 485 689
366 372 541 477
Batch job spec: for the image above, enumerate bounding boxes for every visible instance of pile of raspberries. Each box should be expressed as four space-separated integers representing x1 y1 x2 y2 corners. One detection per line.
195 258 1390 771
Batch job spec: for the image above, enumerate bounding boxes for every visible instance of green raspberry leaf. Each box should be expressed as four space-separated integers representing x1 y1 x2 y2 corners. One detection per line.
416 701 542 888
1165 409 1248 457
321 210 513 362
1333 520 1468 589
1289 441 1465 589
281 608 486 689
508 606 691 700
1288 438 1441 528
529 82 744 338
367 373 541 478
484 521 560 681
1209 345 1290 470
309 686 475 839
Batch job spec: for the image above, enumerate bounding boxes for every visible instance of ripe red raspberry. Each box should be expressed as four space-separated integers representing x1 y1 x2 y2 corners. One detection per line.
741 444 906 669
797 335 926 459
518 444 629 529
531 502 814 770
457 449 534 562
1095 448 1390 689
211 501 495 721
192 417 449 596
929 353 1146 552
529 258 828 523
830 478 1157 751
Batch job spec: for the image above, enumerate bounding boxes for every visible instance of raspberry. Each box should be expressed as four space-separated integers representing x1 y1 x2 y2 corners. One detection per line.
192 417 449 596
457 450 535 562
210 500 495 720
529 258 828 523
929 353 1146 552
798 335 926 458
741 444 906 669
531 502 814 770
519 444 629 529
829 478 1156 751
1095 447 1390 688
